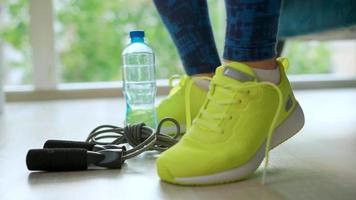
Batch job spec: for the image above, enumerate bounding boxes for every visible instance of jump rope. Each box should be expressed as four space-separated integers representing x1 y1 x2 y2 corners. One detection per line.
26 118 180 171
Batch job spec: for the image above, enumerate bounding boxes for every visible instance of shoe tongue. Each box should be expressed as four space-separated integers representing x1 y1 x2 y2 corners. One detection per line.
215 62 257 84
189 62 257 137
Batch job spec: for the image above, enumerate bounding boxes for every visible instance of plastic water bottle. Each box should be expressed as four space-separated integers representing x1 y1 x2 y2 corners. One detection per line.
122 30 157 128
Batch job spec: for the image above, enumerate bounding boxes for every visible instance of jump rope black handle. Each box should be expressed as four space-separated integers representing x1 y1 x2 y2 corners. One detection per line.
26 148 90 171
26 147 123 171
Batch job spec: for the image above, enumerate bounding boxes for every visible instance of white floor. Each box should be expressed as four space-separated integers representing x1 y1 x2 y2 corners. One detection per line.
0 89 356 200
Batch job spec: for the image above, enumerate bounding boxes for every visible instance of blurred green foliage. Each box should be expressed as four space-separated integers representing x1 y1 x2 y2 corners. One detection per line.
1 0 333 84
55 0 182 82
1 0 28 49
283 40 332 74
0 0 32 83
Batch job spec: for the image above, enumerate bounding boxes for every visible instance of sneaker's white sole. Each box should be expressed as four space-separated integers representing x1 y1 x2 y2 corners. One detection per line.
174 103 305 185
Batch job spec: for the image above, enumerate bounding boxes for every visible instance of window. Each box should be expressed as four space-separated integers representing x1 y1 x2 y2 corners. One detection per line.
284 40 356 76
54 0 182 83
1 0 355 98
53 0 356 82
1 0 32 86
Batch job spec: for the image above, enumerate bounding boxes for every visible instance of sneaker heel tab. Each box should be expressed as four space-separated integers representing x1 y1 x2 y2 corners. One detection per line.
277 57 289 71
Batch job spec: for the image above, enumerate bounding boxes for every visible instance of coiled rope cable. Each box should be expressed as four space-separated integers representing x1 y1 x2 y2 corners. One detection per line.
85 118 180 160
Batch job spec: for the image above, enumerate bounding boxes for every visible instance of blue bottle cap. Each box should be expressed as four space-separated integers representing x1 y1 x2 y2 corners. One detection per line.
129 30 145 38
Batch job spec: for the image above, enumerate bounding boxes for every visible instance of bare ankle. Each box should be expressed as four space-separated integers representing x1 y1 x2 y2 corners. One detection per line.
192 73 214 78
224 58 277 70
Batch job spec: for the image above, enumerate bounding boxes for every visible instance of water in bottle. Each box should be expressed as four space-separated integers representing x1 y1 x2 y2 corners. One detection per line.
122 30 157 128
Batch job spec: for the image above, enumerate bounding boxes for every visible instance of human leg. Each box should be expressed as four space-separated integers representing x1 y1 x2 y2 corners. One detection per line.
157 0 305 185
153 0 220 132
153 0 221 75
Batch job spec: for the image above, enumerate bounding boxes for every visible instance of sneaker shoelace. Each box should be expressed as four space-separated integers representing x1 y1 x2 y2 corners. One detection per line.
194 81 252 133
168 75 189 95
184 77 283 185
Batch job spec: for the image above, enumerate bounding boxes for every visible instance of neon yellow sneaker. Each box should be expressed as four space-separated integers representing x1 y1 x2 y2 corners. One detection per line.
156 75 209 134
156 58 305 185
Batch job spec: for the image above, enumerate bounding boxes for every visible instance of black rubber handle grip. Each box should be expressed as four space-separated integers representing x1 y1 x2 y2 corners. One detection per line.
26 148 88 171
44 140 95 150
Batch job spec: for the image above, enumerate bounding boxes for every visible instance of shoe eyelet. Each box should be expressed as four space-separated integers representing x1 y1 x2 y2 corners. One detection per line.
238 99 242 104
246 90 251 94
